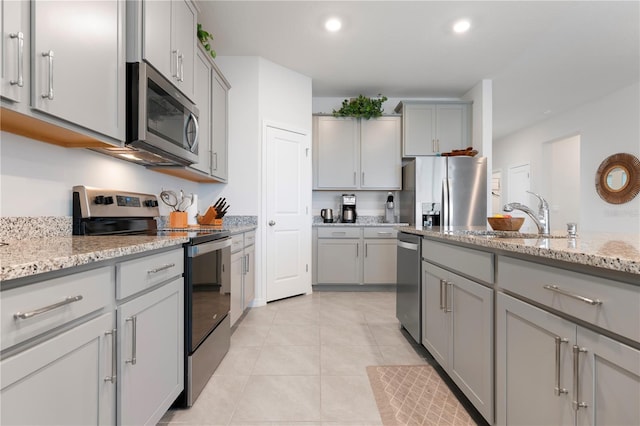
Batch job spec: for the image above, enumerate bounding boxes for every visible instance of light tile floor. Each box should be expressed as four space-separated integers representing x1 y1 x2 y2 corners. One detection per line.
159 291 486 426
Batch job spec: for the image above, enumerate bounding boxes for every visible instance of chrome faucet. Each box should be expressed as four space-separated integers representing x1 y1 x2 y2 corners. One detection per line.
503 191 550 236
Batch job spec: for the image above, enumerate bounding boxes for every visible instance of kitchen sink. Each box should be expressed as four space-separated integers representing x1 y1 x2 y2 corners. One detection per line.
452 230 567 239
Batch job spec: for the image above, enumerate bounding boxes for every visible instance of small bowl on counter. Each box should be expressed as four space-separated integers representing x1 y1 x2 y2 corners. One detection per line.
487 216 525 232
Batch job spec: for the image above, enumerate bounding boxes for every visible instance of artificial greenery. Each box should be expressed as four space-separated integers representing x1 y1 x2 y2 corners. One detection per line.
197 24 216 59
332 94 388 119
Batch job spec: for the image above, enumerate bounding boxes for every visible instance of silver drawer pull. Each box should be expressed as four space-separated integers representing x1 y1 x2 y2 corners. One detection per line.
332 232 346 236
543 285 603 306
554 336 569 396
377 232 393 235
14 295 83 320
41 50 54 100
147 263 175 274
125 316 137 365
9 32 24 87
572 345 588 411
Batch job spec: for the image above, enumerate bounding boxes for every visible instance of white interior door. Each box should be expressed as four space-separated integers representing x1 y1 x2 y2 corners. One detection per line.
265 125 312 302
507 163 532 231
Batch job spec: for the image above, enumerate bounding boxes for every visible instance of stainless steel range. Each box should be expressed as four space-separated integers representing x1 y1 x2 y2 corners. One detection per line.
72 186 231 407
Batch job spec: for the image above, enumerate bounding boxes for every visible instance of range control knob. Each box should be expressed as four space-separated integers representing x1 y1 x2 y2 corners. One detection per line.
144 199 159 207
104 196 114 205
94 195 105 204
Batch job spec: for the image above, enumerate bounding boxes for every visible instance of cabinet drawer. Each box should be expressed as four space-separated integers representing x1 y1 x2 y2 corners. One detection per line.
498 256 640 343
116 249 183 300
363 228 397 239
317 227 361 238
231 234 244 253
1 267 113 351
422 239 494 284
244 231 256 247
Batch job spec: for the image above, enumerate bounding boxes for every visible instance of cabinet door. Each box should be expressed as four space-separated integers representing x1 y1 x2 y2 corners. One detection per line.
1 0 28 103
314 117 359 189
143 0 172 79
449 272 493 423
496 292 575 426
363 239 397 284
244 244 256 308
230 250 244 326
1 312 116 425
402 103 436 156
32 0 124 140
360 117 401 189
421 262 449 367
118 278 184 426
171 0 196 101
191 48 211 174
577 327 640 426
211 67 229 182
317 239 361 284
436 104 468 153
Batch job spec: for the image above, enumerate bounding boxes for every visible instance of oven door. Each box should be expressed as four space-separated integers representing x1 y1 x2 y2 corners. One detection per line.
185 237 231 353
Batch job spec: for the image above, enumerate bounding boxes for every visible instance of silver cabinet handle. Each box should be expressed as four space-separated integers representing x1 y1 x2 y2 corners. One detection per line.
353 172 356 185
444 281 453 313
147 263 175 274
212 152 218 171
378 232 393 235
436 139 440 152
104 329 117 383
41 50 54 100
14 295 83 320
543 285 603 306
362 172 365 186
178 53 184 82
9 32 24 87
125 316 137 365
572 345 588 411
356 244 359 258
439 279 445 310
432 139 436 153
173 50 179 79
332 231 346 236
554 336 569 395
245 253 250 274
269 220 276 226
365 243 368 257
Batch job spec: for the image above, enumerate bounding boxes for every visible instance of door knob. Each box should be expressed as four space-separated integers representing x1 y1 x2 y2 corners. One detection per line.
269 220 276 226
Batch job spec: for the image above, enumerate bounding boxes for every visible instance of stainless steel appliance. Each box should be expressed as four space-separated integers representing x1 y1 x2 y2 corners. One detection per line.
384 192 395 223
320 208 334 223
399 157 487 228
72 186 230 407
341 194 357 223
93 62 199 166
396 232 421 343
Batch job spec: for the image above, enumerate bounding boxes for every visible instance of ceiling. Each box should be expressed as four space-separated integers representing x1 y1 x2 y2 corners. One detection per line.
197 1 640 139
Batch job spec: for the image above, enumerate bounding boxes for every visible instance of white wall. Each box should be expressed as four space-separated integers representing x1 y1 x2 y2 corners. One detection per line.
0 132 200 217
493 82 640 233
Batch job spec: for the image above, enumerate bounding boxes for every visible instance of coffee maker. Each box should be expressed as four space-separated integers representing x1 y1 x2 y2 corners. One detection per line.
341 194 357 223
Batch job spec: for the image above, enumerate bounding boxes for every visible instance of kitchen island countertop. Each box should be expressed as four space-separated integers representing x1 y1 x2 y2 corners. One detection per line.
399 226 640 276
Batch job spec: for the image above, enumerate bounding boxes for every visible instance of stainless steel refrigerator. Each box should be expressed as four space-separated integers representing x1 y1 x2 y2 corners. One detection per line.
399 156 487 228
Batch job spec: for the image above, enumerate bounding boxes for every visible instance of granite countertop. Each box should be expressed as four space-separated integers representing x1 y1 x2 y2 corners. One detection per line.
313 215 408 227
0 235 189 282
399 226 640 275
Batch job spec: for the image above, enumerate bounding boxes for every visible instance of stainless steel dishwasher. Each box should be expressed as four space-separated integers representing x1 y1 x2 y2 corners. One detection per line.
396 232 421 343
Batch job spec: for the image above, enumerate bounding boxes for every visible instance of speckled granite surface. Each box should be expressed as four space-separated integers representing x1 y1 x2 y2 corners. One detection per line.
0 217 72 241
0 235 188 282
313 215 408 227
399 226 640 275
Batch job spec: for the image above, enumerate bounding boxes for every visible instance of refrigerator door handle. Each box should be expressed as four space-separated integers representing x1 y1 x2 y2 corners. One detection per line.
442 178 451 227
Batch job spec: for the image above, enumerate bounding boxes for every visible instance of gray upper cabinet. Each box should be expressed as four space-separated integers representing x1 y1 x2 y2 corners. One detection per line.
141 0 197 102
1 0 28 104
397 101 470 156
189 44 229 182
30 0 125 141
313 116 401 190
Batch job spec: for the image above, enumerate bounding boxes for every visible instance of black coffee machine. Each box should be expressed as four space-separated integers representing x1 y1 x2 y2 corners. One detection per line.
341 194 357 223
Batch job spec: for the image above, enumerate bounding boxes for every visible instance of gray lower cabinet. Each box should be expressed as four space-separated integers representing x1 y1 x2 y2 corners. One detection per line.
230 231 256 326
1 312 116 425
496 292 640 426
0 247 185 426
315 227 397 285
421 260 493 423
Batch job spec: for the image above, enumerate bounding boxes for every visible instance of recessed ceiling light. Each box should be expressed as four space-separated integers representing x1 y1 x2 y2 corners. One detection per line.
453 19 471 34
325 18 342 32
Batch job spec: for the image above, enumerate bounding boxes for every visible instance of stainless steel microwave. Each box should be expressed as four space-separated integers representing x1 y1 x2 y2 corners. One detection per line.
125 62 199 166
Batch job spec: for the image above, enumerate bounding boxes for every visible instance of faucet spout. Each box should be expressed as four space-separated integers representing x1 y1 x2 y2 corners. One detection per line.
503 191 550 236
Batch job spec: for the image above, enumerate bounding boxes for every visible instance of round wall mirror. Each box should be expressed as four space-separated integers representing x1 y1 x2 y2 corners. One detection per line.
595 153 640 204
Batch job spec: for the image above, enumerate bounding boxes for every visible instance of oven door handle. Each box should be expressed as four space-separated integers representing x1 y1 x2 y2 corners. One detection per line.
186 238 231 257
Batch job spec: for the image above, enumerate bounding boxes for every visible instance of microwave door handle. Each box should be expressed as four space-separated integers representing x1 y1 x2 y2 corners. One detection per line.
186 112 199 153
